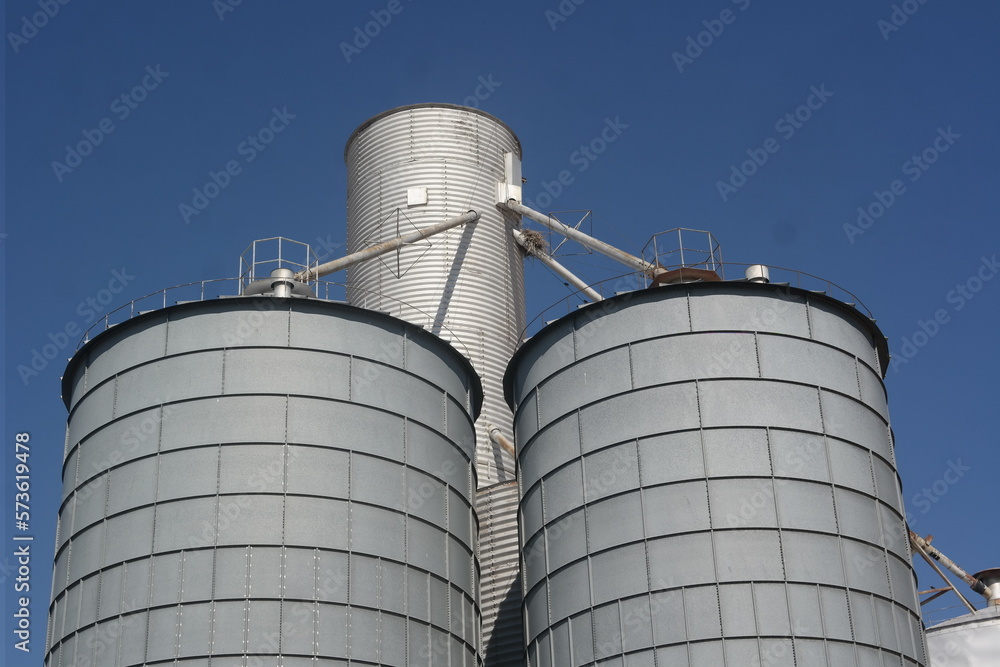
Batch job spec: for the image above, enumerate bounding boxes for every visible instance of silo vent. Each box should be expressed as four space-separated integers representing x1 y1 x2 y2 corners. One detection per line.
974 568 1000 606
745 264 771 282
239 237 317 298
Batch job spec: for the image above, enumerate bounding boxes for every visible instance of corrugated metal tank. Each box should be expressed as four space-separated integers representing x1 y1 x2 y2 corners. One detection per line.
477 481 526 665
925 606 1000 666
345 104 526 666
344 103 525 486
505 281 927 666
46 296 483 667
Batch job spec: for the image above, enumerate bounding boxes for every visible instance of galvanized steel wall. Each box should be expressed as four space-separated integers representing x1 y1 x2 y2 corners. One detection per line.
925 606 1000 666
505 282 927 667
344 103 525 486
477 481 526 665
47 297 482 667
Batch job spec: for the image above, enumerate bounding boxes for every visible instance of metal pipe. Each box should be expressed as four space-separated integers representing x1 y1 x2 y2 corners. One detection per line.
486 423 516 458
297 210 480 281
909 531 991 601
917 587 952 607
512 229 603 302
911 538 977 613
506 201 660 277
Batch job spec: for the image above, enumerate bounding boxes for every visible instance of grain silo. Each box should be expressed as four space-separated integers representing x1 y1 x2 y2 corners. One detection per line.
45 263 483 666
342 103 527 665
505 270 928 666
343 103 525 485
924 567 1000 666
44 104 943 667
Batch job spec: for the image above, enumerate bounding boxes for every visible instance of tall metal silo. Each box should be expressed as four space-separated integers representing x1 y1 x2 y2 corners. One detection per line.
505 280 927 666
344 103 527 666
344 103 525 486
46 289 483 666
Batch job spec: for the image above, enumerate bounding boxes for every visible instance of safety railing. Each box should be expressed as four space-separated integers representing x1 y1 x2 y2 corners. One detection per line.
521 261 876 340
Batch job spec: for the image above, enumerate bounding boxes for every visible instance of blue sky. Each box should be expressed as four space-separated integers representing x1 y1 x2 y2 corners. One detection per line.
4 1 999 663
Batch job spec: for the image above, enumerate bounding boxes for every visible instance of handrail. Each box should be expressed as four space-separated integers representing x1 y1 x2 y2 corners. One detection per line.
74 277 474 361
79 262 876 358
519 261 876 340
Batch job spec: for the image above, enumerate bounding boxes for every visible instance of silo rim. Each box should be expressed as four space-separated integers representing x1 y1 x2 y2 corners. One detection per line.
344 103 523 163
503 280 891 408
61 296 484 420
925 604 1000 631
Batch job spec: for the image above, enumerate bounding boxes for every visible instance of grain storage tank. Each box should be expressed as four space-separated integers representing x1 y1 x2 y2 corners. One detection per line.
925 606 1000 667
46 279 483 666
925 569 1000 666
345 104 527 667
505 279 927 666
344 103 525 486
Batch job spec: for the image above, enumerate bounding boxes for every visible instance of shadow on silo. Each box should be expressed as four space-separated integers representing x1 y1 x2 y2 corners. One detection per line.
485 572 526 666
